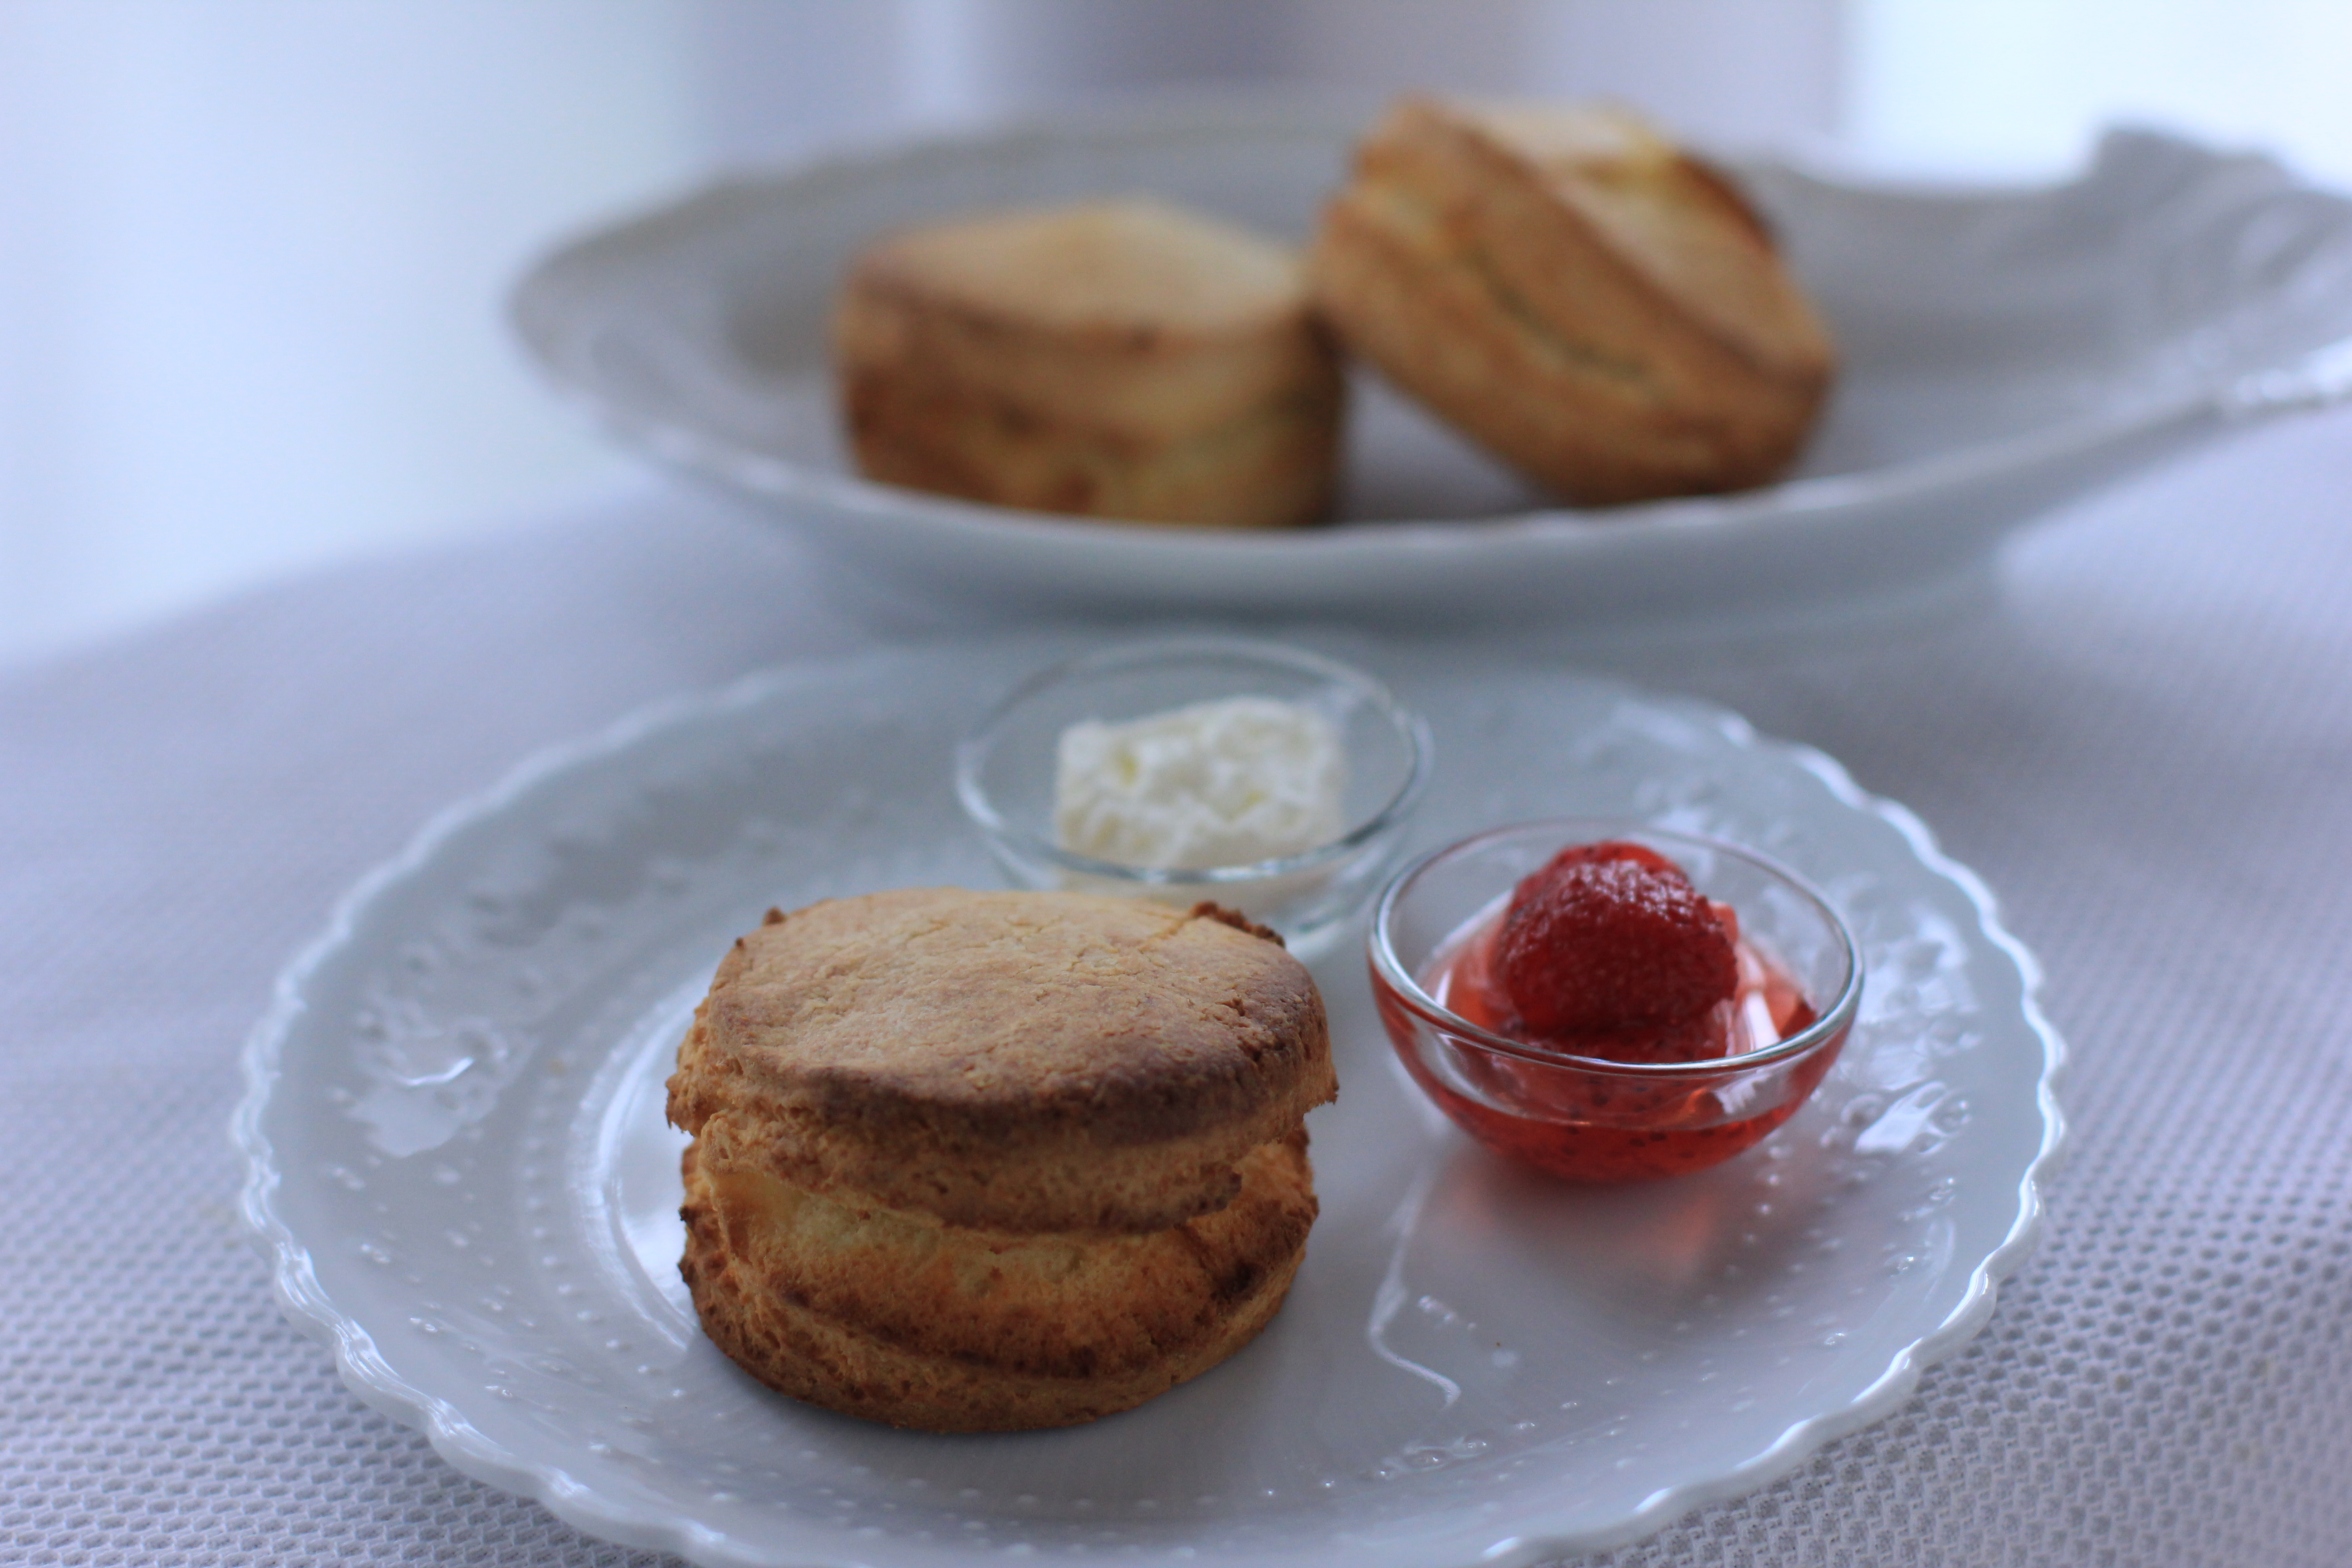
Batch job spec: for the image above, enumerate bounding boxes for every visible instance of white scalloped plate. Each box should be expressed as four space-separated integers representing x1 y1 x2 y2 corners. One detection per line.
237 638 2064 1567
511 101 2352 626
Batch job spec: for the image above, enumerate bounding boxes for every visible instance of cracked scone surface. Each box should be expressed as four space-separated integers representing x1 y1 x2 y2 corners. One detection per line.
670 887 1334 1234
666 888 1335 1431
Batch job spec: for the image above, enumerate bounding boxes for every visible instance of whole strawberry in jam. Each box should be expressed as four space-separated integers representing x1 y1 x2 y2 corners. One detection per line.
1492 841 1738 1045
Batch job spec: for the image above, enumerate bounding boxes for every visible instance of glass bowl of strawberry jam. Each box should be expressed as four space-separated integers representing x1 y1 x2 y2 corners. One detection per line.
1369 819 1862 1182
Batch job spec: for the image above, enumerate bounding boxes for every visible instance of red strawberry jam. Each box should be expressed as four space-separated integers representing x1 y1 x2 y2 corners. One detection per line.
1377 839 1835 1181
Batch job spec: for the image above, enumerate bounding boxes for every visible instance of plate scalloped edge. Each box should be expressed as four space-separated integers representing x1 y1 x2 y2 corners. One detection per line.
1469 706 2072 1567
232 652 2068 1568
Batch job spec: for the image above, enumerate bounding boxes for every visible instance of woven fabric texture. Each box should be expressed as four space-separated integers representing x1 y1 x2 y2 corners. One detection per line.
4 406 2350 1568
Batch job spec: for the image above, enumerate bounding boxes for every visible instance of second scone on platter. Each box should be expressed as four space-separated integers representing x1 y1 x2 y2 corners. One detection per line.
834 198 1344 528
1310 98 1836 506
666 888 1336 1432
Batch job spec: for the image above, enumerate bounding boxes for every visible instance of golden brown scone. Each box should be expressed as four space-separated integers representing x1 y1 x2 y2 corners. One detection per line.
666 888 1335 1431
668 888 1335 1235
834 199 1343 527
1310 98 1836 505
679 1127 1316 1431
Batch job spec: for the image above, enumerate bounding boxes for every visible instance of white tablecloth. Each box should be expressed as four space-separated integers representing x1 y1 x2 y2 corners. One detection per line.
6 405 2350 1566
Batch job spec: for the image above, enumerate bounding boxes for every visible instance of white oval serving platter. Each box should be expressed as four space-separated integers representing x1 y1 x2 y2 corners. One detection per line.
511 101 2352 627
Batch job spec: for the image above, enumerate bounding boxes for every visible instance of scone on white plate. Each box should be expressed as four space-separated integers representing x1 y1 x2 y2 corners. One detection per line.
666 888 1336 1431
1311 98 1836 505
834 199 1344 528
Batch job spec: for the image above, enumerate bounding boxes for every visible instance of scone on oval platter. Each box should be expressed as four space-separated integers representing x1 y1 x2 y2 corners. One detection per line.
666 888 1336 1432
835 198 1344 528
1311 97 1836 505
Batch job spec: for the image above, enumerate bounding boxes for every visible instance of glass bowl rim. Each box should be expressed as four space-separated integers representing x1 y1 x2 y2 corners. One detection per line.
953 633 1432 885
1368 817 1865 1079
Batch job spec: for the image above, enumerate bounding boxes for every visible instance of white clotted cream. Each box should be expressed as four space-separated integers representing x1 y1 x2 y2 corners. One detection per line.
1053 696 1346 871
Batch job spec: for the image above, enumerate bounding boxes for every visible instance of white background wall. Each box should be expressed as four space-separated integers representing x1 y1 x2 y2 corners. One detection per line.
1850 0 2352 185
3 0 2348 668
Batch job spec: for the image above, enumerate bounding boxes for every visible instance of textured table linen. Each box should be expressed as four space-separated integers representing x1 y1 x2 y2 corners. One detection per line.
5 405 2350 1567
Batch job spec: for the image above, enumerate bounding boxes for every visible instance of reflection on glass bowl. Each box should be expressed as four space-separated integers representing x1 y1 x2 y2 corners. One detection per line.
955 636 1429 960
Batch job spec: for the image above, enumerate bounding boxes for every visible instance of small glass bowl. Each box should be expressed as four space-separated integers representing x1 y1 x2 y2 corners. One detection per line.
956 636 1430 959
1369 818 1862 1182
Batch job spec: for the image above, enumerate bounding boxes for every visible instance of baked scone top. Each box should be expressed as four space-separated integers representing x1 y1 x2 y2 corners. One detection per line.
845 199 1308 339
668 888 1334 1233
1349 98 1833 387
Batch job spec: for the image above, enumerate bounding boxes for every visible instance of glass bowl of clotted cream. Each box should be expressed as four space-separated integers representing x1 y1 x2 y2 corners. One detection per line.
955 636 1431 960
